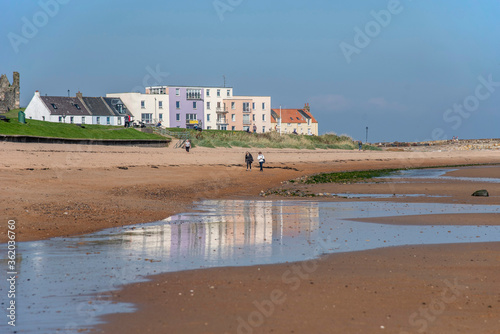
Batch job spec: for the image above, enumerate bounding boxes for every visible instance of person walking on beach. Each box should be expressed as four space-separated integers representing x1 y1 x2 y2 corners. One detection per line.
184 139 191 153
245 151 254 171
257 152 265 172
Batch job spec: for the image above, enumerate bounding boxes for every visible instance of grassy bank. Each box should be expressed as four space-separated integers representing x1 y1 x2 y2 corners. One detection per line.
172 128 379 150
0 109 164 140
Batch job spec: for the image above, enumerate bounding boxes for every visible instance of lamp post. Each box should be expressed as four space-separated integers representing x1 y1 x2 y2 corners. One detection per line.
365 126 368 143
279 105 282 136
154 97 157 124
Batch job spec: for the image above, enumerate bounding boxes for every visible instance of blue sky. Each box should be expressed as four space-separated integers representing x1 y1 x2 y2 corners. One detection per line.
2 0 499 142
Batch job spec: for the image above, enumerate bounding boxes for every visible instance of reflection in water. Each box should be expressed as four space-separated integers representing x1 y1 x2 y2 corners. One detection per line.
382 168 500 183
2 200 500 333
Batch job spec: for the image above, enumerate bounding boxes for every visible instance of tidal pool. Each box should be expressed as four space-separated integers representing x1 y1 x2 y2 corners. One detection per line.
2 200 500 333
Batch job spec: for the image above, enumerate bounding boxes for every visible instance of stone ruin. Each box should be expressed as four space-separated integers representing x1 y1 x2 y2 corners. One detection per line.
0 72 20 113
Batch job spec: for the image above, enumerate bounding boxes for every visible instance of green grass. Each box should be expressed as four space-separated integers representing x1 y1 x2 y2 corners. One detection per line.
0 109 165 140
165 128 379 150
302 169 397 184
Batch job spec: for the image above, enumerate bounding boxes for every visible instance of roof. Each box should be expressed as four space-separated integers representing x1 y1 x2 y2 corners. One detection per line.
39 95 131 117
81 97 114 116
40 96 92 116
270 108 318 124
102 97 132 116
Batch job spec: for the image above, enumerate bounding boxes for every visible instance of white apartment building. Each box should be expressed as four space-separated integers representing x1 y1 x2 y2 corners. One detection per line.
106 92 169 126
204 86 234 130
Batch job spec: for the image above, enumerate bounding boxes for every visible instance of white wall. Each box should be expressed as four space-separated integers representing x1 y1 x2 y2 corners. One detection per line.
24 91 51 121
204 87 233 130
107 92 169 127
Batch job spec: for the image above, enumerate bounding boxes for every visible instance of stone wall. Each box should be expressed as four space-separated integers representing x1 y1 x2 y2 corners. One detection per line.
0 72 20 113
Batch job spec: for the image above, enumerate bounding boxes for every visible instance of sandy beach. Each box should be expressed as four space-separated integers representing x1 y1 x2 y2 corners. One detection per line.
2 141 500 333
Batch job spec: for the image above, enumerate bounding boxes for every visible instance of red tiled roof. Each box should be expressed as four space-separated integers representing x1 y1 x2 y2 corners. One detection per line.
270 108 318 124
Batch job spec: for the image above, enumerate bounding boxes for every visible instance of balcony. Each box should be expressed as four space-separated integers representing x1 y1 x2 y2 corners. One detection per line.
216 107 228 114
243 120 252 126
242 108 251 113
217 117 228 125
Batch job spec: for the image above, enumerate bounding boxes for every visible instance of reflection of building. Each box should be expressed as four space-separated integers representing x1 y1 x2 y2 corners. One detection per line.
121 200 320 262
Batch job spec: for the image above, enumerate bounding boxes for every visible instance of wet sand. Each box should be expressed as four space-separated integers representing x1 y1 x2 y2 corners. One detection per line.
1 142 500 243
94 165 500 334
1 141 500 333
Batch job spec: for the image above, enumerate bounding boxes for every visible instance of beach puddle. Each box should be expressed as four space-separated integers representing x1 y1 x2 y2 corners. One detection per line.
2 200 500 333
380 168 500 183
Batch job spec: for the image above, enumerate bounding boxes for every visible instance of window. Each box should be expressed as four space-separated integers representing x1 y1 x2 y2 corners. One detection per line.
262 126 265 133
227 89 230 97
159 101 163 109
288 123 291 126
186 89 202 100
186 113 197 120
262 114 266 121
252 114 255 121
217 89 220 97
243 102 250 112
243 126 249 132
206 89 210 97
231 114 235 122
141 113 153 123
307 119 311 126
73 103 80 110
231 126 235 131
106 117 111 125
42 116 45 121
51 103 58 109
207 126 211 130
159 113 163 121
70 116 74 124
96 117 101 124
262 102 266 110
58 116 62 122
118 117 122 125
207 114 211 122
207 102 211 110
176 113 180 121
81 117 85 124
193 101 197 109
176 101 180 109
252 102 255 110
176 88 180 96
231 102 235 109
115 104 125 114
141 100 145 109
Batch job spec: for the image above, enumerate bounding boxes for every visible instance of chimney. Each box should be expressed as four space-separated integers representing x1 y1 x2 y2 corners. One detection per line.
76 91 83 99
35 90 40 97
304 103 310 112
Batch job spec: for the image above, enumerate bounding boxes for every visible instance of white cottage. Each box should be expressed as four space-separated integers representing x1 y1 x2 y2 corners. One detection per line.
24 91 131 125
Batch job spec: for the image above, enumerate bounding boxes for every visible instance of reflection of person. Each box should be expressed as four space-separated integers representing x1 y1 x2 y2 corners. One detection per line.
245 152 254 171
184 139 191 153
257 152 265 172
